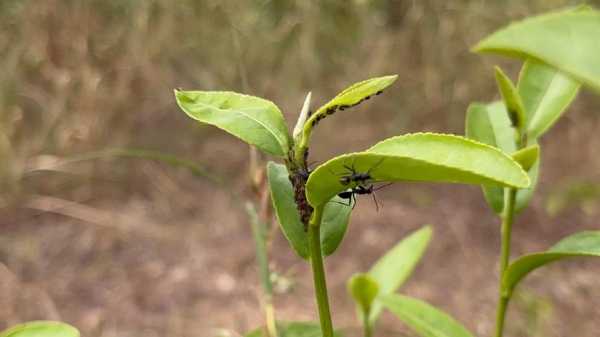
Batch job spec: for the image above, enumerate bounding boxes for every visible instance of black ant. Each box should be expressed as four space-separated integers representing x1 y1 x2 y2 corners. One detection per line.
332 158 385 186
336 183 392 211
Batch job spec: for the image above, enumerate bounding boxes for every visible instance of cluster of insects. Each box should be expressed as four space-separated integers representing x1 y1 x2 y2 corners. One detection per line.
310 89 384 127
331 158 391 211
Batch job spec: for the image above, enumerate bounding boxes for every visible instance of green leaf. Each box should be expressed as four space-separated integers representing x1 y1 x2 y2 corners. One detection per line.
514 154 540 213
381 294 474 337
267 162 351 259
465 101 517 153
517 59 580 140
473 8 600 93
245 321 342 337
494 66 526 130
305 75 398 128
512 145 539 172
306 133 530 207
347 273 379 316
0 321 80 337
368 225 432 324
503 231 600 297
174 90 290 157
465 102 538 214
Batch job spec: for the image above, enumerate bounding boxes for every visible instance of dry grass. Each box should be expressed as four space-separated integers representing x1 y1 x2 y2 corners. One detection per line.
1 1 600 336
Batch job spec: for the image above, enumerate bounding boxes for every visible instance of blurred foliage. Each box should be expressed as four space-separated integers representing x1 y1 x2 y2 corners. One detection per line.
1 0 598 206
545 181 600 216
512 290 553 337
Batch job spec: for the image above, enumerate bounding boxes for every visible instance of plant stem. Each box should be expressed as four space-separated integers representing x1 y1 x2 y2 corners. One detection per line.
362 312 372 337
494 187 517 337
308 205 334 337
265 299 278 337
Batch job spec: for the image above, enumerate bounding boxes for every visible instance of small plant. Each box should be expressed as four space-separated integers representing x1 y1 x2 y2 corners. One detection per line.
174 45 532 337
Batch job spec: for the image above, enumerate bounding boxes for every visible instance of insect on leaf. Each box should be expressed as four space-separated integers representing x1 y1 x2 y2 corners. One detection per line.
368 225 432 325
305 75 398 129
175 90 291 157
306 133 529 207
381 294 475 337
267 162 351 259
503 230 600 298
0 321 80 337
473 8 600 94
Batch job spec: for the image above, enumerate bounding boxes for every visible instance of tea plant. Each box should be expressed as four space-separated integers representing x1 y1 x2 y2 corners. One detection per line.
174 64 530 337
173 6 600 337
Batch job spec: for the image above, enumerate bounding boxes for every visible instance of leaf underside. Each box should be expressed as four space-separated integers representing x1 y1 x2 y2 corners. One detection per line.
267 162 351 259
465 102 540 214
474 8 600 94
517 59 580 140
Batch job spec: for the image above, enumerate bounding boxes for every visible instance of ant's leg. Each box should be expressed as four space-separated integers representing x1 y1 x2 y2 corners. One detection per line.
351 193 357 210
327 167 344 177
371 191 380 212
373 182 393 191
330 200 349 207
367 157 386 175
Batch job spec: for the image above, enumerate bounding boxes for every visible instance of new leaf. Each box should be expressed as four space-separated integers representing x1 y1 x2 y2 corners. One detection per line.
175 90 291 157
267 162 351 259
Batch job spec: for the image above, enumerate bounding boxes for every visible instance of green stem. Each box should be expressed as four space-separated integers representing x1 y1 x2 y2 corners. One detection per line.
308 205 334 337
362 312 372 337
265 299 278 337
494 187 517 337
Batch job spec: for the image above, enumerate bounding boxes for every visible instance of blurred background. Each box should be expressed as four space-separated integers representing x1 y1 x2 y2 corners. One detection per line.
1 1 600 336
